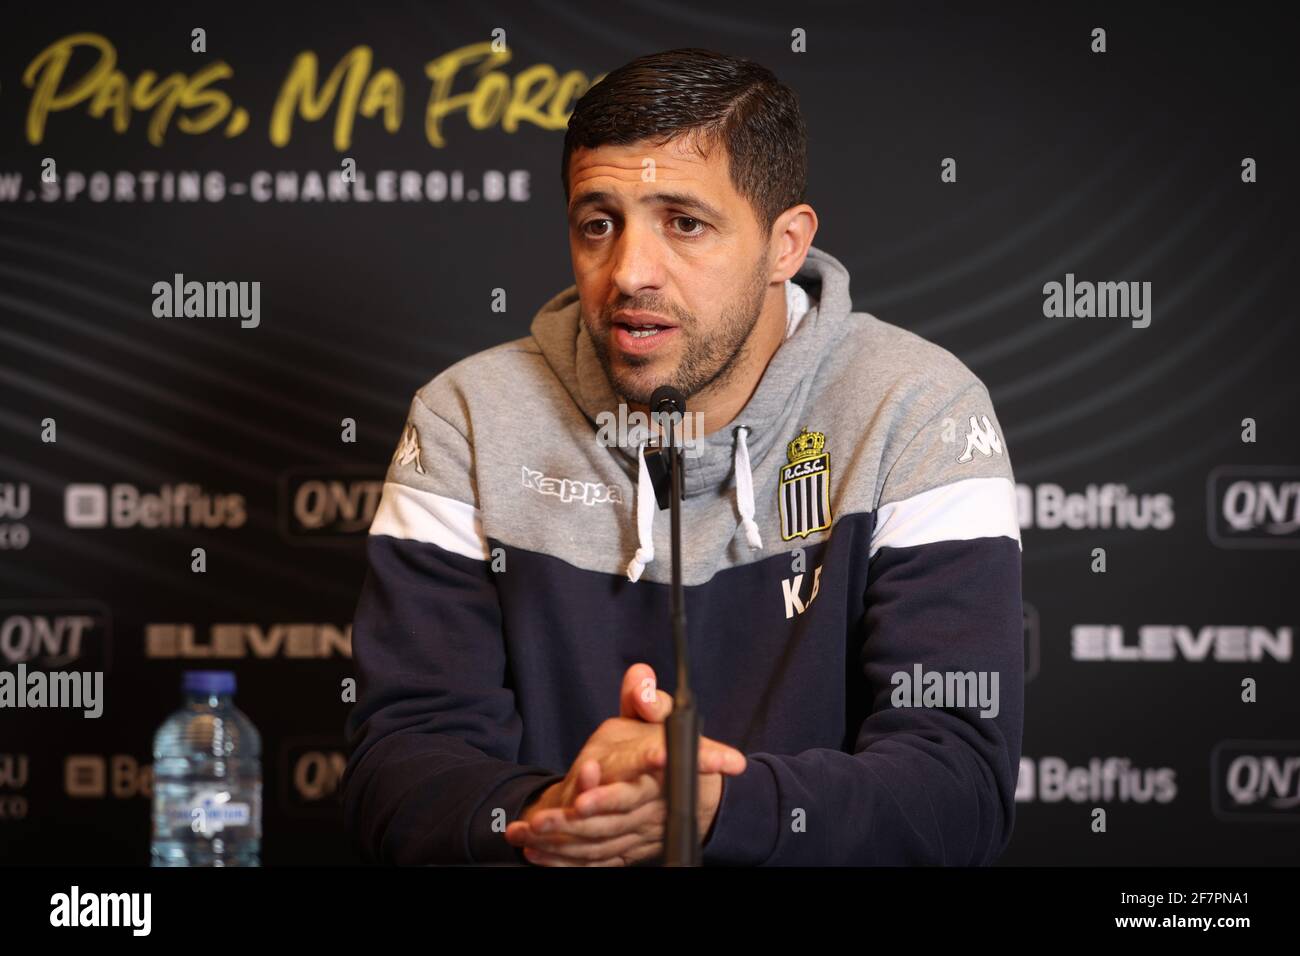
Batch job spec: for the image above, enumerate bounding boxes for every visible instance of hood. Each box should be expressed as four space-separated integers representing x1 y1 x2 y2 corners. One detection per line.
529 244 855 581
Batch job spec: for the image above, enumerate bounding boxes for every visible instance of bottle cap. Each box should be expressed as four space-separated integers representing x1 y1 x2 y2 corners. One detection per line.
182 670 236 695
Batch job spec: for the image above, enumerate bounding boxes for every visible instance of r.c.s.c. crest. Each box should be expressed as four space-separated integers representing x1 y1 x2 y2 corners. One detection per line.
779 427 831 540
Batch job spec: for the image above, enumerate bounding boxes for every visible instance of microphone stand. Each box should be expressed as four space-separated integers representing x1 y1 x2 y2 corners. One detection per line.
656 396 700 866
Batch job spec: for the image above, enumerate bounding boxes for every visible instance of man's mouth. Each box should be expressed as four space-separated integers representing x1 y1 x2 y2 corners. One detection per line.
613 310 678 339
610 311 679 352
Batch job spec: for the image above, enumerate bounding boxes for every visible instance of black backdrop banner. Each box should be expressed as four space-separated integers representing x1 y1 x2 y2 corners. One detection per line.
0 0 1297 866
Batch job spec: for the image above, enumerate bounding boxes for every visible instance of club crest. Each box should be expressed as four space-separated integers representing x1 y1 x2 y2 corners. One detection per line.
779 427 831 540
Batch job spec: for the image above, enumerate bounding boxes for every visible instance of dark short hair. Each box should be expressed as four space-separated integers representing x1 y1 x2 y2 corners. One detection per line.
561 48 807 237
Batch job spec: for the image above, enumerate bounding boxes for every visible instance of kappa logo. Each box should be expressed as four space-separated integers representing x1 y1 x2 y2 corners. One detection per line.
392 421 425 475
957 415 1003 463
522 466 624 506
779 427 832 540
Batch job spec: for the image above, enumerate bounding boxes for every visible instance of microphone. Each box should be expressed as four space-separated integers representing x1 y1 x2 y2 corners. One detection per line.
647 384 700 866
649 385 687 439
646 386 686 510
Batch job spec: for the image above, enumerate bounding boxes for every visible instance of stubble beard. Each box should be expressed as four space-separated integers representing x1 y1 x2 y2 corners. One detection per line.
584 254 771 407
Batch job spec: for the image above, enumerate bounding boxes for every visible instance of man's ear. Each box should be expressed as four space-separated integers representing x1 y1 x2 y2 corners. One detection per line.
769 203 818 282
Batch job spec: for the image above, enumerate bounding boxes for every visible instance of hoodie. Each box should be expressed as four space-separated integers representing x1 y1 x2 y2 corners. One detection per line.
342 244 1024 866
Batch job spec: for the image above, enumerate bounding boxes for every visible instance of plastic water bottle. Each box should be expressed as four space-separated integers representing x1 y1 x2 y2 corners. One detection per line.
151 670 262 866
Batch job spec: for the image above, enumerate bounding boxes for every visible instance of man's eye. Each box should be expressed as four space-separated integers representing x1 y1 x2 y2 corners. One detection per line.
582 219 612 238
673 216 704 236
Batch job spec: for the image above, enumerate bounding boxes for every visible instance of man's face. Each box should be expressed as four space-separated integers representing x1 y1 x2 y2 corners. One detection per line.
566 135 771 406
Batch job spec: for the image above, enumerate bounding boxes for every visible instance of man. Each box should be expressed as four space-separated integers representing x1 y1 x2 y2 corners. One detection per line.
342 47 1023 866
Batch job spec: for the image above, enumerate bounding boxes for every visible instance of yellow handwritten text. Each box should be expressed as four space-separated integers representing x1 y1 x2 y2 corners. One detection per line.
424 42 604 148
22 32 247 146
19 33 603 149
270 46 402 150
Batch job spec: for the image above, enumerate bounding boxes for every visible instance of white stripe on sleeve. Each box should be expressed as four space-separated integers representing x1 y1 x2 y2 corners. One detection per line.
368 481 490 560
871 475 1022 558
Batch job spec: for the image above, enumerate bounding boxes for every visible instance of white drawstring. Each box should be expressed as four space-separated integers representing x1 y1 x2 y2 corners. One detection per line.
735 426 763 550
625 439 656 582
625 428 763 583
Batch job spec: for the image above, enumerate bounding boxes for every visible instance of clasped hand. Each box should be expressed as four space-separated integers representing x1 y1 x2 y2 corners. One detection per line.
503 663 746 866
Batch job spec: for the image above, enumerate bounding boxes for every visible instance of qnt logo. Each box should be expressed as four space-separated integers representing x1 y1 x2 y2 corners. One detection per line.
1208 466 1300 548
0 602 112 672
1211 740 1300 821
279 467 385 543
280 740 348 817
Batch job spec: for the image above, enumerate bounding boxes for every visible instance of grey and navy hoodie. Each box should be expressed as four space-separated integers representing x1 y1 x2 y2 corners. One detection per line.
342 244 1024 866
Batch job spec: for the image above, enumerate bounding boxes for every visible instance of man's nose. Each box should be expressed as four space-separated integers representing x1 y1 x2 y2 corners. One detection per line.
609 221 663 297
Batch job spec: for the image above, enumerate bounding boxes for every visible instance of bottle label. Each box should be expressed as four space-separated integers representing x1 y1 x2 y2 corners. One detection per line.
165 789 252 838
